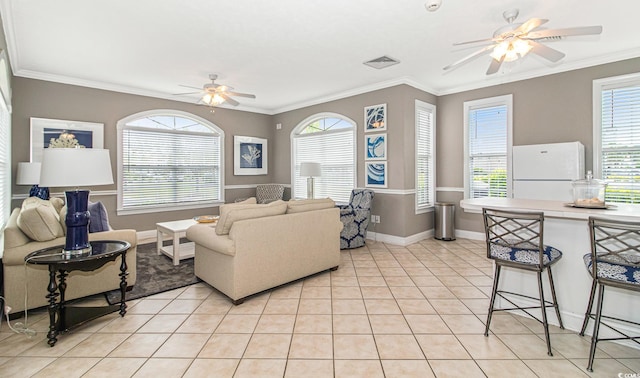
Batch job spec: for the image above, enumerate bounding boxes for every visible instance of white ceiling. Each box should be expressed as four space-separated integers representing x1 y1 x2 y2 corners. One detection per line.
2 0 640 114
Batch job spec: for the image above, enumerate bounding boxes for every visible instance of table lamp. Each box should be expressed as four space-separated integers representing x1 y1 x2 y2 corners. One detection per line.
16 162 49 200
39 148 114 256
300 162 321 199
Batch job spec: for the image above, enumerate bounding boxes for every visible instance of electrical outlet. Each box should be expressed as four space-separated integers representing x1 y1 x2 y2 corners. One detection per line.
371 215 380 224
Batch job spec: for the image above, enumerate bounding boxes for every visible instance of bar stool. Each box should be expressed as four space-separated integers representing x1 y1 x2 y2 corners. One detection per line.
579 216 640 372
482 207 564 356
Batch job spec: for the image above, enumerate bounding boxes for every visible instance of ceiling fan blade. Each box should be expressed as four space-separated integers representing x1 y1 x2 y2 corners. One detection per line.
486 55 505 75
226 91 256 99
172 91 201 96
453 38 496 46
515 18 548 34
443 44 495 71
220 93 240 106
529 40 565 62
526 25 603 39
178 84 203 90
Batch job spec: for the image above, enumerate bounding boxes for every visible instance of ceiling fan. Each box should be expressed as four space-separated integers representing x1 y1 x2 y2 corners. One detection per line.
175 74 256 107
443 9 603 75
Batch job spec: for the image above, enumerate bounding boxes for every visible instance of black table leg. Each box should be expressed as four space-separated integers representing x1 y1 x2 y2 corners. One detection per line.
119 251 128 316
57 270 68 332
46 266 59 347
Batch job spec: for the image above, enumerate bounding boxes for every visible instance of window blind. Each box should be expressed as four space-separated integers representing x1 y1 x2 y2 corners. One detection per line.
468 104 508 198
121 127 221 209
601 84 640 204
293 128 355 203
416 101 435 210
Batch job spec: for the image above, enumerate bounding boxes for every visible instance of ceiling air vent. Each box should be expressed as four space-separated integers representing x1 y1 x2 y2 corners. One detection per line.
364 55 400 69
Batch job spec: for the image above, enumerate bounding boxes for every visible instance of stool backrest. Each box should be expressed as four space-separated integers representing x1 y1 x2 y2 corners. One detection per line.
483 207 545 266
589 216 640 279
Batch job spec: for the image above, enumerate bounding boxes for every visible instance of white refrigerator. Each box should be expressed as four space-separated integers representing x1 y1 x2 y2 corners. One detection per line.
512 142 585 202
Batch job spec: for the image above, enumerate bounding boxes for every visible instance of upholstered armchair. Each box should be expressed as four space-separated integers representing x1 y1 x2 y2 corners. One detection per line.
338 189 375 249
256 184 285 204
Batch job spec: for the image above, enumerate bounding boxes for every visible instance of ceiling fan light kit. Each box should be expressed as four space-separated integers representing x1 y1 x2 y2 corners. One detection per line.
443 8 603 75
176 73 256 109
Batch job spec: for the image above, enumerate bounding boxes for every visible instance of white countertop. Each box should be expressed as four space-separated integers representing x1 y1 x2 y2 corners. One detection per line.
460 197 640 221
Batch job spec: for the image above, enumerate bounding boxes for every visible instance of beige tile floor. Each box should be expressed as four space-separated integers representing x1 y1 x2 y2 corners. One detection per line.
1 237 639 377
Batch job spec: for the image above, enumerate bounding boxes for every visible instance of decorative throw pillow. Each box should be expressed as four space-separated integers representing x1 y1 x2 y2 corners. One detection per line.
16 197 64 241
215 200 287 235
58 200 111 233
89 201 110 233
286 198 335 214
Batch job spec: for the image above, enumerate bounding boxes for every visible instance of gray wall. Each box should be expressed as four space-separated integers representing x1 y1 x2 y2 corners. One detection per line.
272 84 437 238
10 57 640 239
437 57 640 234
11 78 274 231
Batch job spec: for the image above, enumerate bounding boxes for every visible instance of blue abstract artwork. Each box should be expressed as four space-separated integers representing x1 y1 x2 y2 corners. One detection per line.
366 162 387 188
365 133 386 160
365 103 386 132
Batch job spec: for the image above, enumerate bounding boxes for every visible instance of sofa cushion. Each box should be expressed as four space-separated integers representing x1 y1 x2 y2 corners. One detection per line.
216 200 287 235
286 198 335 214
16 197 65 241
89 201 110 233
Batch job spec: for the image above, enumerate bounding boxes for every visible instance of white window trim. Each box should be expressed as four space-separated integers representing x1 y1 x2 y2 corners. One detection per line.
415 100 436 214
290 112 357 200
463 94 513 199
116 109 225 215
593 72 640 179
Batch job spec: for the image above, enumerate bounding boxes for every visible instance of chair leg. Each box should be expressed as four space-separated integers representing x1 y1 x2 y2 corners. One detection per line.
587 284 605 372
580 279 597 336
484 264 501 337
537 270 553 356
547 267 564 329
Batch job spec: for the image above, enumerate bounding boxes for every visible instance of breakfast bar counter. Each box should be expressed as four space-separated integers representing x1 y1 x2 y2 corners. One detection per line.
460 197 640 337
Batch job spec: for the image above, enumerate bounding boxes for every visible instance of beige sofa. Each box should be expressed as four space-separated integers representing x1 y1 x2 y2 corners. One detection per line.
186 198 342 304
2 202 138 316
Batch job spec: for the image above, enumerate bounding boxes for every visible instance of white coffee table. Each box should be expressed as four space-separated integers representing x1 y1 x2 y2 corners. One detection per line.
156 219 199 266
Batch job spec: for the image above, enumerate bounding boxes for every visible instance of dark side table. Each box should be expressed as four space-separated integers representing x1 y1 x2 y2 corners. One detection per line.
25 240 131 347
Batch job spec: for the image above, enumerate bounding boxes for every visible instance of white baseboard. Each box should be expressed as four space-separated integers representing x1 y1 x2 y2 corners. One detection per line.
366 228 484 246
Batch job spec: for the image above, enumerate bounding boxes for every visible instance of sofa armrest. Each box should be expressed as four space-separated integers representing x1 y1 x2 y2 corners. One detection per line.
3 229 138 266
187 224 236 256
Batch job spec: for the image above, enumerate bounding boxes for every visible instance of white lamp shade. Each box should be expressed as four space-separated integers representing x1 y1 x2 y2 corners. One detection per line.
16 162 42 185
39 148 114 188
300 162 321 177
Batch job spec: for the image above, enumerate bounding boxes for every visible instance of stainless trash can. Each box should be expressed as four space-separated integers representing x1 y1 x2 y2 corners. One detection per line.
434 202 456 241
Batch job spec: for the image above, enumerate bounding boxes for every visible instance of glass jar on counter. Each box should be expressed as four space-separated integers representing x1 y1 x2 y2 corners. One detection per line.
572 171 607 208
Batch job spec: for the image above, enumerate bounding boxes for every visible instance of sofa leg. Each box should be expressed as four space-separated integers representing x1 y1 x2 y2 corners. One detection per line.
232 298 245 305
330 266 339 271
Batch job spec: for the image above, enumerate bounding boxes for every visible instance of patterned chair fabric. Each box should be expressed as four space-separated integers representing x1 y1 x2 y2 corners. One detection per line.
490 240 563 267
256 184 285 204
582 254 640 286
338 189 374 249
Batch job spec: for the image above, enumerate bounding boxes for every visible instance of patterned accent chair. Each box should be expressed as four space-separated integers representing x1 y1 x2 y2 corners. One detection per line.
256 184 285 204
338 189 375 249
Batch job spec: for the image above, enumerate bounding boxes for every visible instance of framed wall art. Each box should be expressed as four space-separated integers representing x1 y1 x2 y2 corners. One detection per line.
30 117 104 162
365 161 387 188
365 133 386 160
234 135 268 175
364 103 386 132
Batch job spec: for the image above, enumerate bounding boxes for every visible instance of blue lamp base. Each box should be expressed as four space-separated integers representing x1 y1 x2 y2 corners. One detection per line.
64 189 92 257
29 185 50 200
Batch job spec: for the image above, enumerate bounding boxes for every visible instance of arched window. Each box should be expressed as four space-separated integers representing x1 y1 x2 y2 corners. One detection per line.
291 113 356 203
117 110 224 214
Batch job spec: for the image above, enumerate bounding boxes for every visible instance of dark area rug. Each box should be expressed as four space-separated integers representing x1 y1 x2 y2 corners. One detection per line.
105 241 201 304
